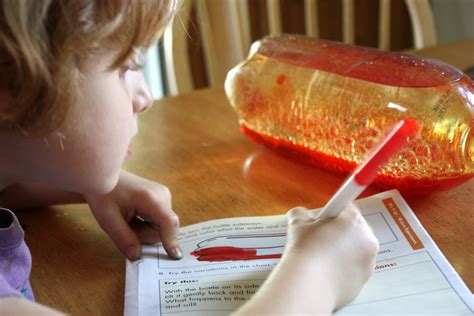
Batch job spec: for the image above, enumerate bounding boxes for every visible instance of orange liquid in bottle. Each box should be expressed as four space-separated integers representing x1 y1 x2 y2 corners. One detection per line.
225 35 474 194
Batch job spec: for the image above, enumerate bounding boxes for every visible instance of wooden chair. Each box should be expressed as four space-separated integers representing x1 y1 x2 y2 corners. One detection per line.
163 0 437 96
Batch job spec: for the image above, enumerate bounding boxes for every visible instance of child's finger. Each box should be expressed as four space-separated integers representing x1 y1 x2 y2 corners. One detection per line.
138 200 182 260
286 206 315 224
156 211 182 260
95 204 142 260
335 203 362 224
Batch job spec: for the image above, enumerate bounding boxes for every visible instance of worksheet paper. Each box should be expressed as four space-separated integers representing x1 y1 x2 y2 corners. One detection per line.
124 190 473 315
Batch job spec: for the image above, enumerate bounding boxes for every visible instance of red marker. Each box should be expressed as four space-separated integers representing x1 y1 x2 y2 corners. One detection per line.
315 119 419 220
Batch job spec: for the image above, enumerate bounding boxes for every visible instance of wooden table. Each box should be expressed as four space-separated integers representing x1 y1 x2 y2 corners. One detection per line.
16 39 474 315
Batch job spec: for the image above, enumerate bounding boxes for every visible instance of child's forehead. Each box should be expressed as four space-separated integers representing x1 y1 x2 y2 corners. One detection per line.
78 46 136 69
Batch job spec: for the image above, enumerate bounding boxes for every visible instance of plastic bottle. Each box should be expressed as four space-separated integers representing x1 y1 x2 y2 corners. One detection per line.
225 34 474 194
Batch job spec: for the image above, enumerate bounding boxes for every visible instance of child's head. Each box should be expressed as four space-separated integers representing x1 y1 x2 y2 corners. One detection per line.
0 0 174 135
0 0 174 194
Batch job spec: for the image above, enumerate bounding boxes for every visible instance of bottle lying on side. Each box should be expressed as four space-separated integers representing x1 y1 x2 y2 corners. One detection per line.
225 34 474 194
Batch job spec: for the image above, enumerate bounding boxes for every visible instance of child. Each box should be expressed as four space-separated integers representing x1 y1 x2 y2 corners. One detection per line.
0 0 378 314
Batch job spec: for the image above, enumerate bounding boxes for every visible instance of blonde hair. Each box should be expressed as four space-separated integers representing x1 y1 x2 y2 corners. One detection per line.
0 0 174 135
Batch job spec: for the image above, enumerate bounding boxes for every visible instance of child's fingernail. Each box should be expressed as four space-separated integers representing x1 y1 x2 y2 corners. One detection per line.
127 246 141 260
171 247 183 260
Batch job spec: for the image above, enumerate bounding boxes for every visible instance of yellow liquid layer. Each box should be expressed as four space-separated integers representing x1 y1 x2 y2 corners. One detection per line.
226 54 474 179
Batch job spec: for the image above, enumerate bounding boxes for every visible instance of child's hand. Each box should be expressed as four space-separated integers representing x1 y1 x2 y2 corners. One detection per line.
233 204 379 315
84 170 182 261
285 204 379 309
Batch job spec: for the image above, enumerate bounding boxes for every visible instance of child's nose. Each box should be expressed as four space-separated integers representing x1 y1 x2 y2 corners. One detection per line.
133 73 153 113
133 89 153 113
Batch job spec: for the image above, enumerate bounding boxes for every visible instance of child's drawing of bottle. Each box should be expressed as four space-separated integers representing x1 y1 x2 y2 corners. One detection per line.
225 34 474 194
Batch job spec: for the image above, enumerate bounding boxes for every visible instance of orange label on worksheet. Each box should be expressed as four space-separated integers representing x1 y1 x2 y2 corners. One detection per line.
383 198 424 250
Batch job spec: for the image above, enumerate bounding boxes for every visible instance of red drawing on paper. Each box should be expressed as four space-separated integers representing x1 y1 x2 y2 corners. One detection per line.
190 233 285 262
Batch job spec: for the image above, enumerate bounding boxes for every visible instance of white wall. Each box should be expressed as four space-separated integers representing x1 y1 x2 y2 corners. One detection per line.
143 44 166 100
432 0 474 43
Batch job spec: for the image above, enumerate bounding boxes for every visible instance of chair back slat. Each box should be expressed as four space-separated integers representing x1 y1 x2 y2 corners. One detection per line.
163 0 194 95
199 0 248 86
405 0 437 49
378 0 391 50
342 0 355 44
266 0 282 35
237 0 252 57
304 0 319 38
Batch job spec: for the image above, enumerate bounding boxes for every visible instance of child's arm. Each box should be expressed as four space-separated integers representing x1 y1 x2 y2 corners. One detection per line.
0 183 84 209
0 297 64 315
0 170 182 261
233 204 379 315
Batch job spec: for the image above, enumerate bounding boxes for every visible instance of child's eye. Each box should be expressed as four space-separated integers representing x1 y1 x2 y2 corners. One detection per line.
119 60 144 79
121 61 143 73
120 49 145 76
